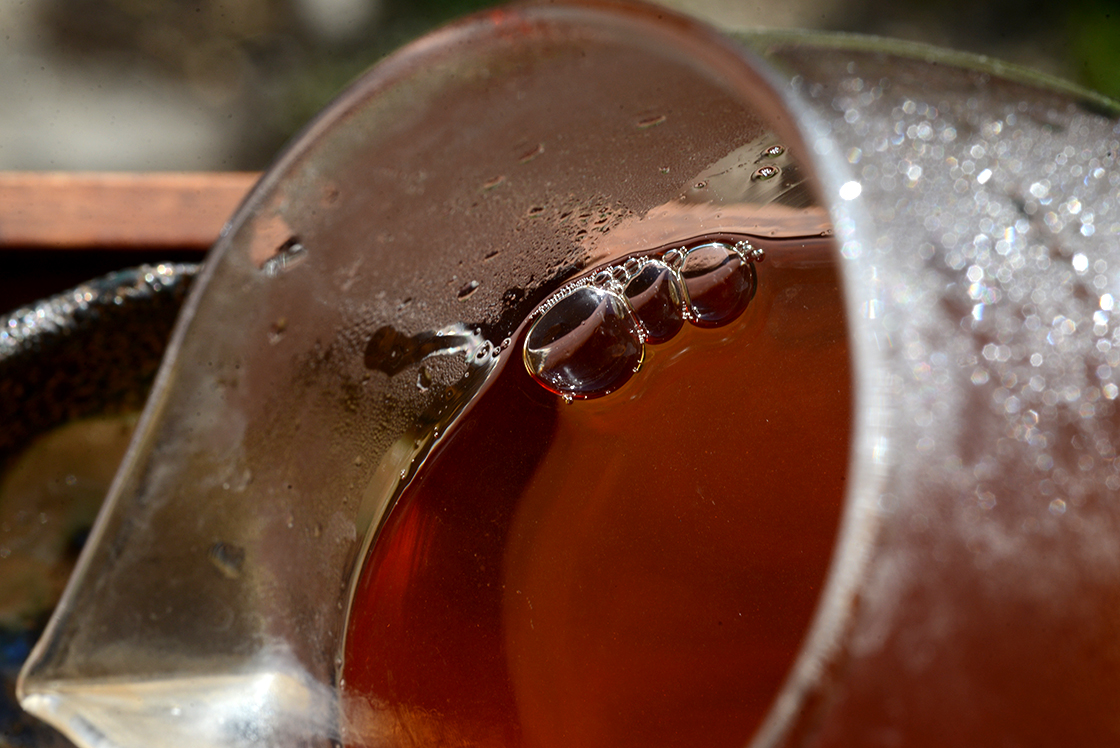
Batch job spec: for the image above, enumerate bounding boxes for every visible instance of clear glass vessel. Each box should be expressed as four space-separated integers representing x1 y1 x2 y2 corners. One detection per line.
17 2 1120 747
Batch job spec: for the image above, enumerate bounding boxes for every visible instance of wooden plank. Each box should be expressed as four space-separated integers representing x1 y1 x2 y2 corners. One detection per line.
0 172 260 250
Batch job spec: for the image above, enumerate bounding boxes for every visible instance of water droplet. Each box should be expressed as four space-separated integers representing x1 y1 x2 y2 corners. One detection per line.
518 143 544 163
680 242 757 327
208 541 245 579
762 144 785 158
364 326 473 376
524 286 643 399
261 237 307 276
752 165 780 181
269 317 288 345
457 280 480 300
416 365 433 391
624 261 685 343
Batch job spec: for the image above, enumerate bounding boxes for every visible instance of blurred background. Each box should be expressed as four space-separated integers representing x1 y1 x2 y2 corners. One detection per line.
2 0 1119 173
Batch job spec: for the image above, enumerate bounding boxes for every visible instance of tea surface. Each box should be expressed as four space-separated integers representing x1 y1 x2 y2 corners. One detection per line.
342 237 850 748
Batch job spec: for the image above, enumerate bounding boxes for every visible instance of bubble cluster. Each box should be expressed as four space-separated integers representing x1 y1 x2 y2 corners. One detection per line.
523 239 763 399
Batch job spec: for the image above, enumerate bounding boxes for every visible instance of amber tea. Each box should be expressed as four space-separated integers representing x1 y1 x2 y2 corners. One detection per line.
340 230 850 748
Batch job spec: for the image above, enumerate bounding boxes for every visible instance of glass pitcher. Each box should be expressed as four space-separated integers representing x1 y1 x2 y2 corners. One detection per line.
16 2 1120 746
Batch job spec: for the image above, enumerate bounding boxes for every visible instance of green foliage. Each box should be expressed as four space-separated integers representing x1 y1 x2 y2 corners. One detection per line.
1068 0 1120 101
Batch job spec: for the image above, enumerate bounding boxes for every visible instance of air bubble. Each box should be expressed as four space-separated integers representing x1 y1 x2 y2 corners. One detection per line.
680 242 757 327
752 165 780 181
762 144 785 158
523 286 643 399
624 260 684 343
522 237 761 400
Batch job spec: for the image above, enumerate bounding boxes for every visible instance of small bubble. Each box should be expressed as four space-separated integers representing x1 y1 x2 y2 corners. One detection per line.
481 175 506 190
457 280 481 300
417 366 433 391
524 286 643 399
636 113 667 128
752 165 780 181
693 181 708 190
761 144 785 158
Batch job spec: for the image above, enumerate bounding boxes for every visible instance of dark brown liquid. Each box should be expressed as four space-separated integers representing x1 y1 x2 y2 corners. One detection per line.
342 238 851 748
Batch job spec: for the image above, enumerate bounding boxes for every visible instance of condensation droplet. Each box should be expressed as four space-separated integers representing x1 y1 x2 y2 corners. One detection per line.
261 237 308 276
680 242 757 327
518 143 544 163
524 286 643 399
269 317 288 345
208 541 245 579
752 165 780 181
624 260 685 343
457 280 480 300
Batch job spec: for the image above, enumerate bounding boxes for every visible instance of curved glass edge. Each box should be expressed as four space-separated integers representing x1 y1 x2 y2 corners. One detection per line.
734 28 1120 118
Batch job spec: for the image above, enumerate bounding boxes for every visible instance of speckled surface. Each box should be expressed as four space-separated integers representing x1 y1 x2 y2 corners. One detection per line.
746 35 1120 746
